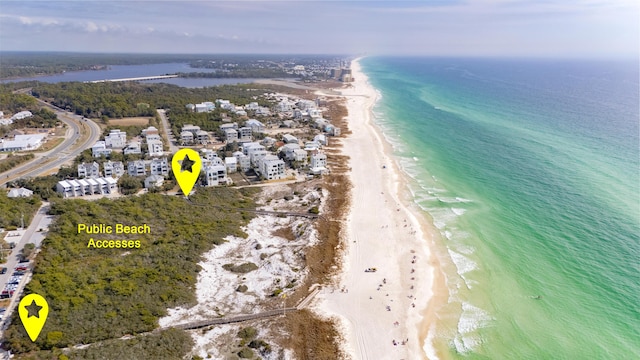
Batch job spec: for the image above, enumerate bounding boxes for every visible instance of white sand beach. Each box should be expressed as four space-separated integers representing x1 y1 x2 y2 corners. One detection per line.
314 59 439 359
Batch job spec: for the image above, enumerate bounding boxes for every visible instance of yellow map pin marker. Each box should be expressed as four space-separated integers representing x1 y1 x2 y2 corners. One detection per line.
172 148 201 196
18 293 49 342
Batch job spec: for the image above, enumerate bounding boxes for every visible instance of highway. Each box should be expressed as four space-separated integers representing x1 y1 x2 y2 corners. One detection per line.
0 94 101 186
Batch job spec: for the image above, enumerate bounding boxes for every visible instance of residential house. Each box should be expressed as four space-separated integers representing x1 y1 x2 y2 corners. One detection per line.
147 139 164 157
7 188 33 198
92 141 112 157
310 152 327 175
123 141 142 155
204 164 228 186
282 134 298 144
103 161 125 178
224 156 237 173
314 134 328 146
224 128 238 142
10 111 32 121
144 175 164 189
233 151 250 172
127 160 147 176
238 127 252 143
245 119 265 133
149 158 169 176
105 129 127 149
196 130 210 145
258 155 286 180
78 161 100 178
180 131 194 145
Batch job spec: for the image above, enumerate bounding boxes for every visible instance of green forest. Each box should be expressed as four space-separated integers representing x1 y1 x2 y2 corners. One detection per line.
0 191 41 230
3 187 258 357
29 81 273 128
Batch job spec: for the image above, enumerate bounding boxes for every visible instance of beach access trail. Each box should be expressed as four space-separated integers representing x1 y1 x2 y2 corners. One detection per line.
315 59 435 360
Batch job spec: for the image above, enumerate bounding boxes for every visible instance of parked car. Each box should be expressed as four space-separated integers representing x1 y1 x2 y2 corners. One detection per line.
0 267 6 274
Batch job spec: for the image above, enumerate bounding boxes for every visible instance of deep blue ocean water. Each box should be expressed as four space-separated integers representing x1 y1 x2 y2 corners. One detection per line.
361 57 639 359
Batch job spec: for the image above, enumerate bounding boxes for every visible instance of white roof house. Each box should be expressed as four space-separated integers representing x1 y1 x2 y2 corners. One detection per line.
258 155 285 180
0 134 46 152
123 141 142 155
180 131 194 144
204 164 228 186
92 141 112 157
310 152 327 175
245 119 265 133
224 156 237 173
282 134 298 144
105 129 127 149
7 188 33 198
10 111 33 121
144 175 164 189
224 128 238 142
182 124 201 134
147 139 164 157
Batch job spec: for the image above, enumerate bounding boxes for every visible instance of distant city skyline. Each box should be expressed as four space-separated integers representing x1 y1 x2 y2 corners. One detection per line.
0 1 637 58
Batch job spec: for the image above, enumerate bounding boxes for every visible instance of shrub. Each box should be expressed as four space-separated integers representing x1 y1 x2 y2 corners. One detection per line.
237 347 254 359
222 262 258 274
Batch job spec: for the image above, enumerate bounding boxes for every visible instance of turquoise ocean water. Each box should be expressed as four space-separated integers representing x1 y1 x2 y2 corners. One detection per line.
360 57 639 359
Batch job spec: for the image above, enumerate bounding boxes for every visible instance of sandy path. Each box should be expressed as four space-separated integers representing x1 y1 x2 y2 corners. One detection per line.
315 59 436 359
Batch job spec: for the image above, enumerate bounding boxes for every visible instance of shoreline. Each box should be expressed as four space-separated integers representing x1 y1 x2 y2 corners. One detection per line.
315 58 446 359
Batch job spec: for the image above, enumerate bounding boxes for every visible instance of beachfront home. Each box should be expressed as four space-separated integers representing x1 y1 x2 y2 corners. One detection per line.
204 164 228 186
224 156 237 173
250 150 268 167
103 161 125 178
242 142 265 156
258 155 286 180
314 134 328 146
310 152 327 175
105 129 127 149
78 161 100 178
281 143 301 161
233 151 251 172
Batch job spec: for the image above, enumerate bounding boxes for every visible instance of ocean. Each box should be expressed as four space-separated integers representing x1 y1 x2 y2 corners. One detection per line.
360 57 639 359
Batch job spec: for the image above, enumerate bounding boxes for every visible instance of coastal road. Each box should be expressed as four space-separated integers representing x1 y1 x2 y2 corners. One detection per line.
0 203 53 334
156 109 178 153
0 96 101 186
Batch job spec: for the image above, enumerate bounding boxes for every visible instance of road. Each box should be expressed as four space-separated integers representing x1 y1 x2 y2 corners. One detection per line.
0 95 101 186
0 203 53 333
156 109 178 153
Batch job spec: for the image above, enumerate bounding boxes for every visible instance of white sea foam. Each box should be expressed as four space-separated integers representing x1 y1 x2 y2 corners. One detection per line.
453 302 494 354
448 250 478 275
423 323 440 360
452 208 467 216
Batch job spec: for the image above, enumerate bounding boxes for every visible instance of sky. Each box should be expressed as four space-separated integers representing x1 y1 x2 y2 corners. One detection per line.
0 0 638 58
